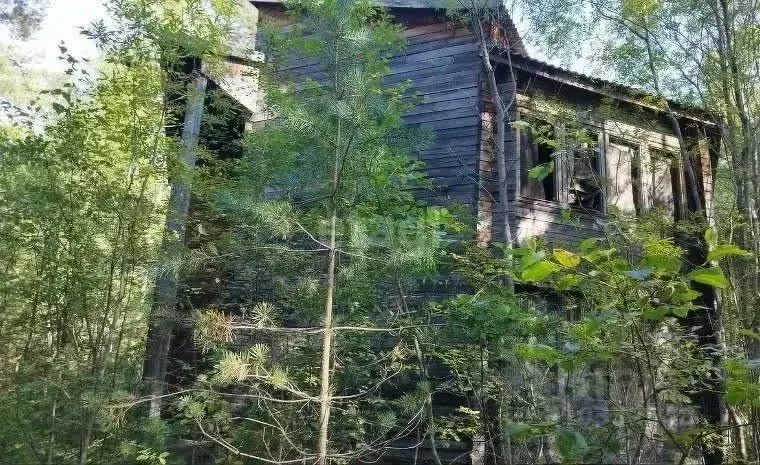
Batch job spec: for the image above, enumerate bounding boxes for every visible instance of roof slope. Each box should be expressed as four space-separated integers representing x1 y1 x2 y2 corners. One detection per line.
497 52 714 123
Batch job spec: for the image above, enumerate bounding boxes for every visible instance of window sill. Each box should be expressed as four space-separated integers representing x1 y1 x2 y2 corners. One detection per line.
515 196 607 221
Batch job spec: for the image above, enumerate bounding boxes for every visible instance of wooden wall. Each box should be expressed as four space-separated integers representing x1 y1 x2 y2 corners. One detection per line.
254 4 484 214
390 22 482 209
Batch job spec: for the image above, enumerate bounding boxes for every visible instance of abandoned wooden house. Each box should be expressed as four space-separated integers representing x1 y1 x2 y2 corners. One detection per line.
210 0 716 248
173 0 720 463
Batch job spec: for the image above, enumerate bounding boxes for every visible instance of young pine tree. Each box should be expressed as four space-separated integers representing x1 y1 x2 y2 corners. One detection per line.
187 0 454 463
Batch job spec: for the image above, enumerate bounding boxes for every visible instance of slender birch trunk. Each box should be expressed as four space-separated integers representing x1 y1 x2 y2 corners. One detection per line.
476 23 514 252
474 17 514 465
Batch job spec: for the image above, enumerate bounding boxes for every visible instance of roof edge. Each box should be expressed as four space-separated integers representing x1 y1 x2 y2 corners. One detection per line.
497 53 716 125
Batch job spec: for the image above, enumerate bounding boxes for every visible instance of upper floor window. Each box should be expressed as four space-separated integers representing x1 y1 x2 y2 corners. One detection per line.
517 108 679 218
645 148 678 217
606 138 640 215
518 115 603 212
567 130 603 211
519 119 556 202
605 139 678 217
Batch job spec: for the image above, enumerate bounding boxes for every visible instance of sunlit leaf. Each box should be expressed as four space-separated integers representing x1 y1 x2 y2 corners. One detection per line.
578 237 598 253
553 249 580 268
704 226 718 248
510 120 530 130
688 267 728 289
707 244 751 262
527 161 554 182
515 343 562 364
556 274 582 290
521 260 560 282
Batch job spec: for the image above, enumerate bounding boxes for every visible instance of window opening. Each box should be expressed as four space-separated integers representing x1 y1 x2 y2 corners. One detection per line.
519 118 557 201
568 129 603 211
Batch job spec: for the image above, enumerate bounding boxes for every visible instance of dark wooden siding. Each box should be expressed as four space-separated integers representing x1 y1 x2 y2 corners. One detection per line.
512 198 602 248
392 24 482 209
255 7 484 211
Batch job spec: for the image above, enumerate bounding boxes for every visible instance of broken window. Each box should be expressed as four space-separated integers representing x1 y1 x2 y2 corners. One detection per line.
645 148 676 217
604 139 677 217
606 138 640 215
567 130 603 211
519 119 556 201
518 116 603 211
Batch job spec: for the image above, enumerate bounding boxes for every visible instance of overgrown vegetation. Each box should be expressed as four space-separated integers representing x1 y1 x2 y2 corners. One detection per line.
1 0 759 464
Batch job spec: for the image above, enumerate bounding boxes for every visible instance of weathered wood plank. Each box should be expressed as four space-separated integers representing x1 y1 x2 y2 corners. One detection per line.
404 96 479 116
403 34 476 54
415 117 480 131
405 86 480 104
273 27 484 209
394 68 479 91
404 106 478 124
389 43 478 65
387 52 479 75
385 57 481 83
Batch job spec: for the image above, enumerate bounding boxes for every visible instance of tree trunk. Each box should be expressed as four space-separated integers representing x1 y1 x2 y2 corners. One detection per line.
317 117 341 464
142 70 207 417
474 19 515 465
639 28 726 464
476 25 514 252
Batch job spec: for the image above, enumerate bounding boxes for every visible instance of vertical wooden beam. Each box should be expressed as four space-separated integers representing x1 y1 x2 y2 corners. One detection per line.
143 68 208 418
699 136 715 223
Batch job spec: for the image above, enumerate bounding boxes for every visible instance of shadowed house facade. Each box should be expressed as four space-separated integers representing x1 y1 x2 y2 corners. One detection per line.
223 0 717 249
185 1 719 463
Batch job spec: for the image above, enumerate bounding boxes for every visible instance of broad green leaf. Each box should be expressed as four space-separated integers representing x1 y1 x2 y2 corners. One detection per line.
557 428 588 462
556 274 582 290
521 260 560 282
643 306 669 321
671 305 694 318
528 161 554 182
675 288 702 303
688 267 728 289
515 343 562 364
525 236 539 252
553 249 580 268
578 237 598 252
704 226 718 248
583 247 617 263
707 244 751 262
520 250 544 270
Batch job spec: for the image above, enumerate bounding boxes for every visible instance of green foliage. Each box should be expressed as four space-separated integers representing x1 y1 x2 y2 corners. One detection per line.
0 60 169 464
185 0 459 462
0 0 242 463
687 266 728 288
556 427 589 463
432 214 737 463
